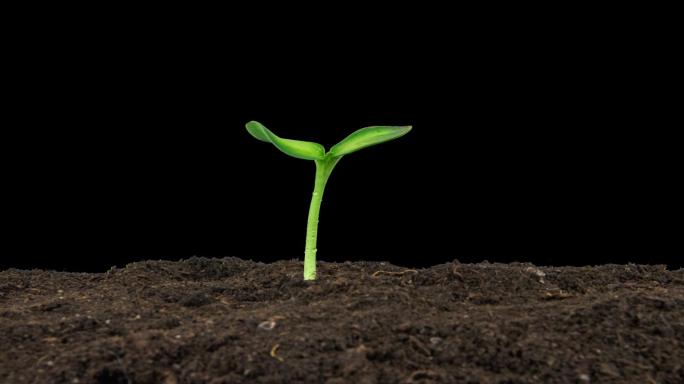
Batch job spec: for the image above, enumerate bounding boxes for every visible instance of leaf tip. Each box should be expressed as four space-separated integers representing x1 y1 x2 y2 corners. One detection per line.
394 125 413 137
394 125 413 135
245 120 272 142
245 120 263 131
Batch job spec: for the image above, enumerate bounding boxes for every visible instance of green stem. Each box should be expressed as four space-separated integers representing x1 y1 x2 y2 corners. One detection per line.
303 156 340 280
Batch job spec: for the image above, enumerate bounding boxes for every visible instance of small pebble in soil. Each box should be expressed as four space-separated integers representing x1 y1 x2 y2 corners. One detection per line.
258 320 276 331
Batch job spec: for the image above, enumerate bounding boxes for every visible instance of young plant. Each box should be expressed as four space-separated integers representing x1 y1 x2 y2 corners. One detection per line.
245 121 411 280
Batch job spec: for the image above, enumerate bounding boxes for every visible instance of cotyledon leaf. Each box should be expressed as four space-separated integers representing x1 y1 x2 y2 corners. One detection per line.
245 121 326 160
328 126 412 157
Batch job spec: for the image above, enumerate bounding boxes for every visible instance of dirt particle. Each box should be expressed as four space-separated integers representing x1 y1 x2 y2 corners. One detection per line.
324 378 347 384
162 370 178 384
598 362 620 377
525 266 546 278
40 302 63 312
152 318 181 330
270 344 284 362
543 289 573 300
258 320 276 331
179 292 213 307
405 369 442 383
395 322 412 332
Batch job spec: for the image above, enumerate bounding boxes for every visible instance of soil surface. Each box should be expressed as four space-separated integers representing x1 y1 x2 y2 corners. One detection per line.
1 257 683 383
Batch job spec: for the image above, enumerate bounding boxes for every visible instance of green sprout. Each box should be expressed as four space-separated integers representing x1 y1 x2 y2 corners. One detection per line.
245 121 411 280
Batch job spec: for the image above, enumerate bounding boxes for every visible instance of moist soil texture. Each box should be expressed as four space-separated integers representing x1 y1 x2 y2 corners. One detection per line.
1 257 683 384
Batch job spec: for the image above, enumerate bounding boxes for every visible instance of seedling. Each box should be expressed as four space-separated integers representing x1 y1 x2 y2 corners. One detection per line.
246 121 411 280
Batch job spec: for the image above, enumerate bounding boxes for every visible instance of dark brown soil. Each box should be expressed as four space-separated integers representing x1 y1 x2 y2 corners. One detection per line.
1 257 683 383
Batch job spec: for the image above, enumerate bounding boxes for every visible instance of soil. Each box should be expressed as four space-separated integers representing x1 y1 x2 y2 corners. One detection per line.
1 257 683 384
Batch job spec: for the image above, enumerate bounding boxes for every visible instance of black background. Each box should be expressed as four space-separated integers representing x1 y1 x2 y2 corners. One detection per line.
4 14 681 272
